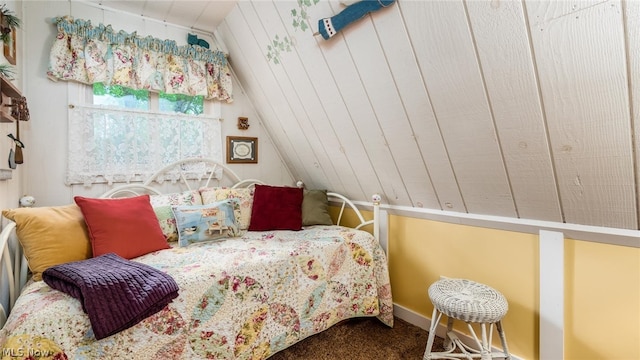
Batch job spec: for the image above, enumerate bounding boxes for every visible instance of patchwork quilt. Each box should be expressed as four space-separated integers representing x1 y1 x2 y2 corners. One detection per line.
0 226 393 359
42 253 180 340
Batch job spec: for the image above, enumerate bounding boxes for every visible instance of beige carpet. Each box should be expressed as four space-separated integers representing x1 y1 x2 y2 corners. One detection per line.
270 316 444 360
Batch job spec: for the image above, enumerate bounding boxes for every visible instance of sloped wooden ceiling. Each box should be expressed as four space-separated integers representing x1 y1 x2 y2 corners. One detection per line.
215 0 640 231
90 0 640 231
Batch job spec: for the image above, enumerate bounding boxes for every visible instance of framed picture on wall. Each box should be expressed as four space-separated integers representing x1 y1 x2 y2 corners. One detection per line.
1 14 15 65
226 136 258 164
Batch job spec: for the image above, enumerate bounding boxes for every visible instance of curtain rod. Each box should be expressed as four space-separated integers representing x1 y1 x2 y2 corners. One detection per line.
69 103 221 122
68 0 223 50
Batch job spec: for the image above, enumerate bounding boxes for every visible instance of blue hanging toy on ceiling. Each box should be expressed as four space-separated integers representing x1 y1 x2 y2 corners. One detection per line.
316 0 397 40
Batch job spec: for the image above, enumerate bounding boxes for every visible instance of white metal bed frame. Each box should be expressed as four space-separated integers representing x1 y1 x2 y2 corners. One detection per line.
0 157 380 328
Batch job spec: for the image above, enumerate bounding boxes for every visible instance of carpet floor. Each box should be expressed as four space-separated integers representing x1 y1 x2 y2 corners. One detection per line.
270 316 444 360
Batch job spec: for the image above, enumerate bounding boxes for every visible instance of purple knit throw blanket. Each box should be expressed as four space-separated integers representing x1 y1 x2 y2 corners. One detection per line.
43 253 179 340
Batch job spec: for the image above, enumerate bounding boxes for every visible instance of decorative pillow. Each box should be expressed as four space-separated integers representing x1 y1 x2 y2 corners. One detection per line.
198 187 220 203
74 195 170 259
248 184 303 231
302 189 334 226
150 190 202 242
200 187 254 230
172 200 241 247
1 205 92 281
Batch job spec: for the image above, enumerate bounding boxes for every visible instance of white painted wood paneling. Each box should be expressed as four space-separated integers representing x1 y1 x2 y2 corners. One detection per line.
309 0 412 205
136 1 173 24
237 1 341 190
373 2 464 212
164 1 209 28
400 0 516 216
222 7 318 185
626 0 640 230
195 2 239 32
103 7 144 34
527 0 636 229
91 0 144 15
329 1 439 209
83 0 237 32
272 0 384 201
255 1 361 197
466 0 562 222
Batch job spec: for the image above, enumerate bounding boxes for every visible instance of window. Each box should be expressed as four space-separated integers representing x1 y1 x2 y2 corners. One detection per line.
93 83 205 115
66 83 222 186
92 83 150 110
159 93 204 115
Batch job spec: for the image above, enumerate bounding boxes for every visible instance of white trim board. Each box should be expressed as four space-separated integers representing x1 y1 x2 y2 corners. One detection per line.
379 209 389 255
393 304 524 360
539 230 564 360
374 203 640 248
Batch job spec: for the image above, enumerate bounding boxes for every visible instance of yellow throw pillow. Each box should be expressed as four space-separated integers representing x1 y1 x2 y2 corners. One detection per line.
2 205 92 281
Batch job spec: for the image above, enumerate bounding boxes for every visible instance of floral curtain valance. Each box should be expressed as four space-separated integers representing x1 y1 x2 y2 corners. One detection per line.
47 16 233 103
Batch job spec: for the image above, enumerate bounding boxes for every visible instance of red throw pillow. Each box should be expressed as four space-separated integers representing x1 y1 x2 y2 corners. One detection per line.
248 184 303 231
74 195 170 259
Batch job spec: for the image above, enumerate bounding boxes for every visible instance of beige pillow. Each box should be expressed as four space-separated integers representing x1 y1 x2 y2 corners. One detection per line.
150 190 202 242
2 205 92 281
200 187 254 230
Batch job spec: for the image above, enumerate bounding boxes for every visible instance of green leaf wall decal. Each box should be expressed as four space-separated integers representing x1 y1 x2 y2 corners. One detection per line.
267 0 320 64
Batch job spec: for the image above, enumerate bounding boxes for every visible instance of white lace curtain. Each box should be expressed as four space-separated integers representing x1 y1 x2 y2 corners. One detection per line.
67 105 222 186
47 16 233 102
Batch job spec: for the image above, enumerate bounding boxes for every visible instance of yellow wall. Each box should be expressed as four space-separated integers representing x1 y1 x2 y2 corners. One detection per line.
387 214 640 360
564 239 640 360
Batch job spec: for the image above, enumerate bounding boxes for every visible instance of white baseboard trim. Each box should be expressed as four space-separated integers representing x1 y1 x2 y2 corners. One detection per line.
393 303 524 360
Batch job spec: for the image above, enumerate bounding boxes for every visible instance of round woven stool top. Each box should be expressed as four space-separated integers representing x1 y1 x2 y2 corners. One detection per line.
428 278 508 323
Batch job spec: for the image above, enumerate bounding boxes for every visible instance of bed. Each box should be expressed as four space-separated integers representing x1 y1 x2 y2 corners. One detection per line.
0 158 393 359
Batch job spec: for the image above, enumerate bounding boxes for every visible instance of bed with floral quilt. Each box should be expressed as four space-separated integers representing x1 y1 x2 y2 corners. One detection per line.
0 158 392 359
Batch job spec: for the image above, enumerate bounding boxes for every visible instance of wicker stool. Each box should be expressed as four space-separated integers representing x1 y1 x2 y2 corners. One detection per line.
423 278 511 360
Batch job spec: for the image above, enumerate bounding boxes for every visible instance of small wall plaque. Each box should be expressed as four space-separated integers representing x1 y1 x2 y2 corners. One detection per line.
237 117 250 130
226 136 258 164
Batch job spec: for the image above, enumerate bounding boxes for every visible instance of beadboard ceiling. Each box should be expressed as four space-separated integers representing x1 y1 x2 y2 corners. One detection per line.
81 0 238 31
82 0 640 232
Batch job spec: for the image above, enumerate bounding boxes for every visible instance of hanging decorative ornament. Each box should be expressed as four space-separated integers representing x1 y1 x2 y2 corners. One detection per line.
19 195 35 208
315 0 396 40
